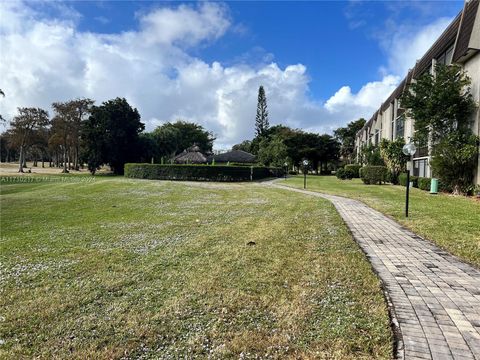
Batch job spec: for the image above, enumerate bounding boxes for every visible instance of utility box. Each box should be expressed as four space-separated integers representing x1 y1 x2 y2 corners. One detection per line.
430 178 438 194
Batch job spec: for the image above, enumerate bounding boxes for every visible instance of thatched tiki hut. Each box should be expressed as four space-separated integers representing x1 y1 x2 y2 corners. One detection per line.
174 145 207 164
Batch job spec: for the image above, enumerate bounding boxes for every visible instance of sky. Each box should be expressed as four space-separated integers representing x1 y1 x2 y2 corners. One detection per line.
0 0 464 148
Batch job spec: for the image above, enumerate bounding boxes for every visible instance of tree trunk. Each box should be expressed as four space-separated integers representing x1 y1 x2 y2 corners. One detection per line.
62 146 69 173
75 146 80 170
18 146 24 173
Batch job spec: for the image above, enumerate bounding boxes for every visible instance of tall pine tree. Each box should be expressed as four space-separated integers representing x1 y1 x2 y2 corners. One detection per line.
255 85 269 137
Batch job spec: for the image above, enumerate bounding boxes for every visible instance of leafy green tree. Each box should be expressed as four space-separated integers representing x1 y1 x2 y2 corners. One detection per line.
0 131 18 163
255 85 269 137
401 64 477 194
50 99 94 172
138 132 157 163
81 98 144 175
361 144 384 166
430 133 479 194
232 140 252 153
10 107 50 172
257 135 288 167
151 121 214 159
254 125 340 172
51 101 76 173
379 138 409 184
334 118 366 163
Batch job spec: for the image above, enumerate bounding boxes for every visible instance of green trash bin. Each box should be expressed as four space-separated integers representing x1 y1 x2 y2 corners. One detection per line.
430 178 438 194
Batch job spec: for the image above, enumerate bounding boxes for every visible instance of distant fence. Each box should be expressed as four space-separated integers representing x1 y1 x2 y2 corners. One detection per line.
124 163 283 182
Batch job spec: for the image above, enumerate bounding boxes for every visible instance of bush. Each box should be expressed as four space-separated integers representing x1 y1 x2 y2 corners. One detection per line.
417 177 431 191
124 163 282 182
288 170 298 175
385 171 397 184
344 164 361 178
336 167 356 180
438 179 453 193
360 166 388 185
398 173 418 188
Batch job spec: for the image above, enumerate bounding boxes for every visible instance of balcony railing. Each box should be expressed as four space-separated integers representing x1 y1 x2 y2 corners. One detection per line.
414 146 428 158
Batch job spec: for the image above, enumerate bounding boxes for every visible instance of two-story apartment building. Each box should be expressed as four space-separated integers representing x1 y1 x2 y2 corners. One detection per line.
355 0 480 185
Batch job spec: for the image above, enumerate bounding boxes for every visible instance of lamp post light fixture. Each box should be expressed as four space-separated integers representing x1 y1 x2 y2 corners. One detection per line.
302 159 309 189
402 142 417 217
284 162 288 180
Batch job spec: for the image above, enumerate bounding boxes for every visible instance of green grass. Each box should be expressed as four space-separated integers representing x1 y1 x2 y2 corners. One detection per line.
285 176 480 267
0 177 391 359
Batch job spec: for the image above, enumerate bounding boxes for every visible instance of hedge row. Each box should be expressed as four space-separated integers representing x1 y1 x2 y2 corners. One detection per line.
398 175 452 192
360 166 388 185
344 164 361 178
417 177 431 191
124 163 283 182
398 173 419 188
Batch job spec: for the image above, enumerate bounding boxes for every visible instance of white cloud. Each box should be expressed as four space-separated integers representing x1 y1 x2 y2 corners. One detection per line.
0 1 402 148
138 3 230 47
379 17 453 76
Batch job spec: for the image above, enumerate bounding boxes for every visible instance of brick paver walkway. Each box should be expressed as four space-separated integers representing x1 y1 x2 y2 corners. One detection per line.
271 183 480 360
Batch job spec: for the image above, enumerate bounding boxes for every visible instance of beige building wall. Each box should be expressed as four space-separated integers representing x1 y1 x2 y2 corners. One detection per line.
462 53 480 185
383 104 394 140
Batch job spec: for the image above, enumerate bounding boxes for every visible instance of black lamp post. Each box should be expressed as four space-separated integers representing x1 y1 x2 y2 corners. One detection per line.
402 143 417 217
303 159 309 189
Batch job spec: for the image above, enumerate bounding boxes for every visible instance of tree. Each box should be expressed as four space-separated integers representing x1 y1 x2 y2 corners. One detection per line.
81 98 144 175
70 98 94 170
51 102 76 173
232 140 252 153
257 135 288 167
401 64 477 194
0 89 5 123
430 133 479 194
50 99 93 172
151 121 215 160
334 118 366 164
255 85 269 137
361 144 384 166
0 131 19 162
379 138 409 184
10 107 49 172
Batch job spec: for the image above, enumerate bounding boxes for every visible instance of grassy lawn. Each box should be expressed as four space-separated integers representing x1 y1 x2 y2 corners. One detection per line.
284 176 480 268
0 177 391 359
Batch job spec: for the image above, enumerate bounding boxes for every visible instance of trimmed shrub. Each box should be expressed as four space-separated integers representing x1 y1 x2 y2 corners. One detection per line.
417 177 431 191
288 170 298 175
399 173 419 188
336 167 356 180
124 163 282 182
360 166 388 185
438 179 453 193
344 164 361 178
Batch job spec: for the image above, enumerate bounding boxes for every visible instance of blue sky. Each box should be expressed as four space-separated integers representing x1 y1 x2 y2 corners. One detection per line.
0 0 464 147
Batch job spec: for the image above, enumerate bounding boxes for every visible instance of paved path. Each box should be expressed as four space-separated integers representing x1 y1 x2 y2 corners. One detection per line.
271 183 480 360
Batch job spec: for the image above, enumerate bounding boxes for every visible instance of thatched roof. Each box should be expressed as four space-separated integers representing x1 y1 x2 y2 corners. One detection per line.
174 147 207 164
209 150 256 164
